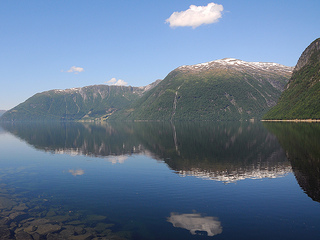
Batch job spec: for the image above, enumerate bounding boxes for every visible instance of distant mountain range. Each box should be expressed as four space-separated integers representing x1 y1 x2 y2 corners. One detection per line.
0 83 160 121
0 110 6 117
263 38 320 120
1 58 293 121
110 58 292 121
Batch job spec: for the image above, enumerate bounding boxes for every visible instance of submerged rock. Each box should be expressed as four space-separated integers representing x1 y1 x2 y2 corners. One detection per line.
66 220 83 225
86 214 107 221
0 184 132 240
8 211 28 222
0 227 11 239
27 218 50 226
31 232 41 240
68 232 94 240
0 217 10 225
59 227 75 238
35 223 62 235
15 231 33 240
46 210 57 218
0 196 16 210
46 232 66 240
13 203 28 211
24 225 37 233
95 222 115 233
48 214 73 223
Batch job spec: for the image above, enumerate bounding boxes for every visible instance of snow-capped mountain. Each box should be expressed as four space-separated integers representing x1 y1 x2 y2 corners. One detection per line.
178 58 293 73
111 58 293 121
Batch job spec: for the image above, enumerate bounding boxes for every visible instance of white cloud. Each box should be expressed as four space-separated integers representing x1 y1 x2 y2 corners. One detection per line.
108 77 117 84
65 66 84 74
166 2 223 29
106 78 128 86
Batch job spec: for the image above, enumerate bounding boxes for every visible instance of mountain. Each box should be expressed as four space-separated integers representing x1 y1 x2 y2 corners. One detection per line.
263 38 320 120
110 58 293 121
1 58 292 122
0 110 6 117
0 83 160 121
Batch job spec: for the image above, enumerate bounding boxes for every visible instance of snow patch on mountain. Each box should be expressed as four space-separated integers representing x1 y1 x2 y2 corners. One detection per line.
177 58 293 73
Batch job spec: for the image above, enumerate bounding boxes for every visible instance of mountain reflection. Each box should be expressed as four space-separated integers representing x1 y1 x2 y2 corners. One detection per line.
167 212 222 237
264 122 320 203
1 121 291 183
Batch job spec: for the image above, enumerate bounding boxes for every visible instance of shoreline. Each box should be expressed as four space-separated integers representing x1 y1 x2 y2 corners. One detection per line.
261 119 320 122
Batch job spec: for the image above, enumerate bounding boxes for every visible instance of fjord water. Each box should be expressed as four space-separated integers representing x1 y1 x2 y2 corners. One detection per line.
0 122 320 239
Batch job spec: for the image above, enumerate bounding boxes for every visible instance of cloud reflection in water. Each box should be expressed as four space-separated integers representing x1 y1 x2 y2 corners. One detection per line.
167 212 222 237
107 155 129 164
68 169 85 176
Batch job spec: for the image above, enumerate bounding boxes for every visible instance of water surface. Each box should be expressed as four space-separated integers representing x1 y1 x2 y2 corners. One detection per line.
0 121 319 239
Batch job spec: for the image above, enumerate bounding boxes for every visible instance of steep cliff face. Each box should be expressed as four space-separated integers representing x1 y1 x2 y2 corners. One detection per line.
263 38 320 120
111 58 292 121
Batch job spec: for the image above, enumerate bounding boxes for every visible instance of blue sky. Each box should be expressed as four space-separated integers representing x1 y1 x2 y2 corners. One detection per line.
1 0 319 110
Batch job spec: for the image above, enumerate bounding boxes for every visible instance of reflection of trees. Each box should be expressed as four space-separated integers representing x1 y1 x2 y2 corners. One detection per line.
140 122 287 167
167 212 222 237
1 122 141 157
1 121 291 182
264 122 320 202
135 122 290 182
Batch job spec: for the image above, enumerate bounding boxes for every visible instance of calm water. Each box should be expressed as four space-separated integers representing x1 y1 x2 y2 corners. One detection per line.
0 121 320 239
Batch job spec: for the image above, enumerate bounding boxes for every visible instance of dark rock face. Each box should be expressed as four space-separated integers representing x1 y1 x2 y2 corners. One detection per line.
294 38 320 72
